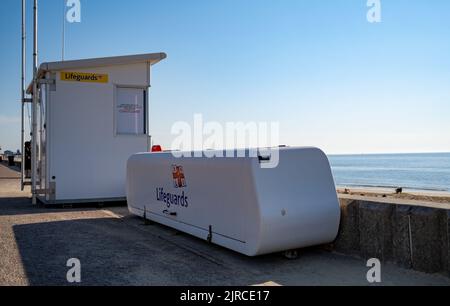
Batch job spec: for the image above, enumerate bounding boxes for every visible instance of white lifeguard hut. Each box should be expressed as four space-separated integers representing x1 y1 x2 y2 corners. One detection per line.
25 53 166 204
19 0 167 205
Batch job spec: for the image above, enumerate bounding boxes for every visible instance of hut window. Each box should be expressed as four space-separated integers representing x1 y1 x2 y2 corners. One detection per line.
115 87 146 135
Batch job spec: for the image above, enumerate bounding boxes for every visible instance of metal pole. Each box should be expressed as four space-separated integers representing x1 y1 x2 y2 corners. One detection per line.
21 0 26 191
32 0 38 205
62 0 65 61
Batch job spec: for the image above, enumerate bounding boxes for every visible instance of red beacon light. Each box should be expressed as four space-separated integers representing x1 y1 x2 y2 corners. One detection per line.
151 145 163 152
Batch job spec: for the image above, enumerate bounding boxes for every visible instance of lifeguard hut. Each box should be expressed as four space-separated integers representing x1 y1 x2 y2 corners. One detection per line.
25 53 166 204
19 0 167 205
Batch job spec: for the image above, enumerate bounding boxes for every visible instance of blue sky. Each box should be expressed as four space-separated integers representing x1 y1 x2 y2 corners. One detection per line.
0 0 449 154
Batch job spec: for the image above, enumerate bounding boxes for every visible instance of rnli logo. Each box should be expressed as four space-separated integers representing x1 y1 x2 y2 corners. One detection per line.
172 165 186 188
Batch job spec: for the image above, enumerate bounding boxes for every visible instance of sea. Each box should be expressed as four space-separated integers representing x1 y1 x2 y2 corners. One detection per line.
328 153 450 192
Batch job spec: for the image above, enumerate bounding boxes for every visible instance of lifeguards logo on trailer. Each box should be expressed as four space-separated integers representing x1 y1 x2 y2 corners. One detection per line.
172 165 186 188
60 71 109 83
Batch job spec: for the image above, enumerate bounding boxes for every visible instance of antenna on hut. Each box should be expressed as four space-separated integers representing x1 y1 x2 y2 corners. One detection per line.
62 0 66 61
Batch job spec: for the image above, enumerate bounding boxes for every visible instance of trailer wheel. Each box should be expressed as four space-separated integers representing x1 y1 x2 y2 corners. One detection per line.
283 250 299 260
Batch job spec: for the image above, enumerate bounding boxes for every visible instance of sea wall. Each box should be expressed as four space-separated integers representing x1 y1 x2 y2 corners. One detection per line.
334 197 450 276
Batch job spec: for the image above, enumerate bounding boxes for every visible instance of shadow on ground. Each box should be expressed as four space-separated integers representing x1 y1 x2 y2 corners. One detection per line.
13 215 300 286
0 196 126 217
0 197 42 216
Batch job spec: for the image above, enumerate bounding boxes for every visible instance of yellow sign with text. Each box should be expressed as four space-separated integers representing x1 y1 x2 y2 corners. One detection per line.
61 71 109 83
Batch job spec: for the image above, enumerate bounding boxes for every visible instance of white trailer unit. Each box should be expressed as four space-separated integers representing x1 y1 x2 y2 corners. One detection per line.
27 53 166 204
126 147 341 256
